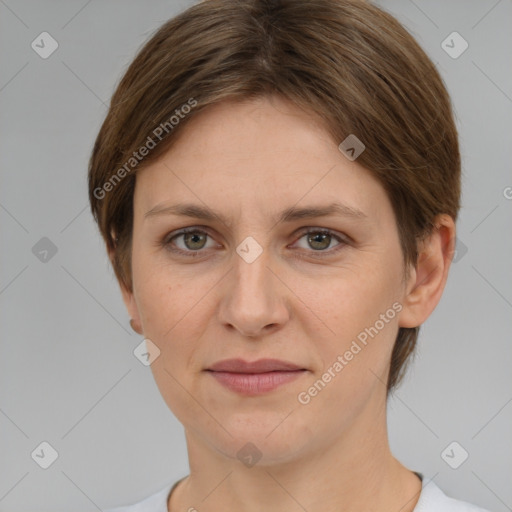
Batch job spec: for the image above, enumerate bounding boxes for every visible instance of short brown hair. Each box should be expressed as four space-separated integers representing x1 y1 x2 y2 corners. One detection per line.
88 0 461 393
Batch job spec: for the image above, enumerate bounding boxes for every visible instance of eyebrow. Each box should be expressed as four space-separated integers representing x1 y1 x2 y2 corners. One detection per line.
144 201 367 225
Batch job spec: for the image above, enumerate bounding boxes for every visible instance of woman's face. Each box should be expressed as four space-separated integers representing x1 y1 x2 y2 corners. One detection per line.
122 95 416 464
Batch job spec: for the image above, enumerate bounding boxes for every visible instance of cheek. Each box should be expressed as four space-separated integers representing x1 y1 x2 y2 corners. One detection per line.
313 263 395 329
309 262 401 378
134 263 205 414
132 250 183 327
132 257 211 365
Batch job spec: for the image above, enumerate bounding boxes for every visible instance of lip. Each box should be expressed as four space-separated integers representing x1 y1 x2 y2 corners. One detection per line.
205 358 307 395
207 358 305 373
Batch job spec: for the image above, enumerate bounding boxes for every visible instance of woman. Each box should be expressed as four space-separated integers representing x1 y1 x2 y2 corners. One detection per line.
89 0 491 510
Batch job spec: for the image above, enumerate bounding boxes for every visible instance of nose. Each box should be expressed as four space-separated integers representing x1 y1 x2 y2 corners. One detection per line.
217 246 290 338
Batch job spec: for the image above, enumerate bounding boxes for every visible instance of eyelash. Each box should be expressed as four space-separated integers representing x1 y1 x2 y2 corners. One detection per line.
161 226 349 259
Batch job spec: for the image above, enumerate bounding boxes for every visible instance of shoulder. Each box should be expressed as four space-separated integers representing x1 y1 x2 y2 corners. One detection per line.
415 479 492 512
104 481 176 512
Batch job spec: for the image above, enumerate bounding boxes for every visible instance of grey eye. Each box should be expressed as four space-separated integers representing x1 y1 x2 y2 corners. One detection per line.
181 232 208 250
295 231 341 251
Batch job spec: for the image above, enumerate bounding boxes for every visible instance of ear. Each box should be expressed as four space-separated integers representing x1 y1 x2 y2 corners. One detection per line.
398 214 456 328
109 245 143 335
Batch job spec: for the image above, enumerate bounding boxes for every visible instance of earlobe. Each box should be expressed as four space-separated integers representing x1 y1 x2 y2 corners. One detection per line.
109 242 143 335
398 214 456 328
130 318 143 335
119 278 143 335
121 284 143 335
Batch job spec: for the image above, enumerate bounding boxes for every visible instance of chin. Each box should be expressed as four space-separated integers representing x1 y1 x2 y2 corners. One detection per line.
200 413 317 467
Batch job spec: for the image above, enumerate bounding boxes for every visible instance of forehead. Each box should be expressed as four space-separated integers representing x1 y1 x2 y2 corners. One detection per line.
133 96 391 226
168 95 332 155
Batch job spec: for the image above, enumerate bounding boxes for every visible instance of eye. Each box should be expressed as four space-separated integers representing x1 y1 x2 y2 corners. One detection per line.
292 228 347 256
161 227 348 258
163 227 217 256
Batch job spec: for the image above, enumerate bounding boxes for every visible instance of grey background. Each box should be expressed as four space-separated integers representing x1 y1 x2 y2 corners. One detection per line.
1 0 511 511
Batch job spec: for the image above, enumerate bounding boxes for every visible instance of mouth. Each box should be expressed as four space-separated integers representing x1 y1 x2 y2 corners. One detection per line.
205 358 308 395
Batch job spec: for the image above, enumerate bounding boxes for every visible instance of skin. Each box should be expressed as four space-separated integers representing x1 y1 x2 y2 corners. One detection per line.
115 95 455 512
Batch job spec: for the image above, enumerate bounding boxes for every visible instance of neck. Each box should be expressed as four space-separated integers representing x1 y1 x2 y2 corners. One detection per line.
169 389 422 512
